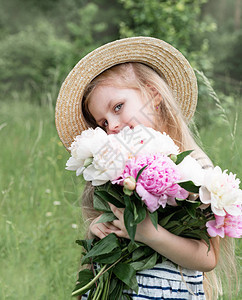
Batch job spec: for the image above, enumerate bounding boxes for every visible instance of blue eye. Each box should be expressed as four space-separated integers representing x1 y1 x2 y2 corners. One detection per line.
114 103 123 112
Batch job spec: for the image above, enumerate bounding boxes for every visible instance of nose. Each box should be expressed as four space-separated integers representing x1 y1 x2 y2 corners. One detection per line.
107 117 121 134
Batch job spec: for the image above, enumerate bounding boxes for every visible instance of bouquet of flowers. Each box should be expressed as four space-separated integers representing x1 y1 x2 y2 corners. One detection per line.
66 125 242 299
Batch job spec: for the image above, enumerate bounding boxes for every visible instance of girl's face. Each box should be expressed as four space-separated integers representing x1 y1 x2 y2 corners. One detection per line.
88 85 156 135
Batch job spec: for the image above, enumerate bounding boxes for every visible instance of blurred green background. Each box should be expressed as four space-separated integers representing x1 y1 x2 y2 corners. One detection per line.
0 0 241 299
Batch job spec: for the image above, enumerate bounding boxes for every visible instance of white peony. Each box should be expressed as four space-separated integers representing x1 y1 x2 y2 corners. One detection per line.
114 125 180 157
176 155 205 186
199 166 242 216
66 127 108 176
83 134 129 185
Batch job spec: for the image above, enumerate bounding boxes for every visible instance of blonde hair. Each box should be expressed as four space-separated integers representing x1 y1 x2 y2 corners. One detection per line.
80 63 238 299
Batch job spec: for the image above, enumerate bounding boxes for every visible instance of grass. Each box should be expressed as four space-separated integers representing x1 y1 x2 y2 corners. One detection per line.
0 100 86 299
0 97 241 299
197 104 242 300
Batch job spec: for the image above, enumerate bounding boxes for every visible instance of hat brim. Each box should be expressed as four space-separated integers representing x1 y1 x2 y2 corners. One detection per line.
55 37 197 150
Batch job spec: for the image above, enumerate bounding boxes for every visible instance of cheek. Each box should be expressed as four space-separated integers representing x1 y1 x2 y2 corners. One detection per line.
136 104 156 126
122 106 136 122
122 100 155 127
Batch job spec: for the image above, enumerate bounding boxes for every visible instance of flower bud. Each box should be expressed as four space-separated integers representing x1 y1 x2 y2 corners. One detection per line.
123 176 136 191
169 154 177 163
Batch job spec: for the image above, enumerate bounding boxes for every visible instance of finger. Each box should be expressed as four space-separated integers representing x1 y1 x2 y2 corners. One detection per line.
91 225 105 237
110 228 129 239
108 203 124 219
91 227 106 239
91 223 108 239
112 219 122 229
104 222 119 230
96 228 107 239
90 215 102 227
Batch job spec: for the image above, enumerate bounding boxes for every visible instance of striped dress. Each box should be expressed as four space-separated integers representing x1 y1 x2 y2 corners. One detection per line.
81 260 205 299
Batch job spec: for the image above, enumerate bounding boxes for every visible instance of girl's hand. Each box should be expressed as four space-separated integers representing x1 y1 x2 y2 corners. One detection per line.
108 203 155 243
89 214 120 239
89 203 156 243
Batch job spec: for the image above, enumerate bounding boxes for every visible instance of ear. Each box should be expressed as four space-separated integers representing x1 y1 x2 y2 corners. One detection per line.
153 92 162 106
146 84 162 106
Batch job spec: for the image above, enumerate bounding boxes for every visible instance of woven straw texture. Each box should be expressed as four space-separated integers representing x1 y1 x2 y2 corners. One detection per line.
55 37 197 150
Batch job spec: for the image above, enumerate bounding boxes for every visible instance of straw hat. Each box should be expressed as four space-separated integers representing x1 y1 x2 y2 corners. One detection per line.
55 36 197 150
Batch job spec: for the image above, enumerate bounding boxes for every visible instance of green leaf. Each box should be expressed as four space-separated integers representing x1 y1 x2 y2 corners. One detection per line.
133 199 146 224
181 230 206 240
95 190 125 208
127 241 142 253
185 206 197 219
96 182 124 203
183 201 201 219
169 226 185 236
95 248 122 264
113 263 139 294
95 212 117 223
175 150 194 164
136 165 148 182
124 195 134 212
158 211 177 227
93 195 111 212
106 182 124 203
72 269 94 295
109 277 118 295
178 181 200 193
132 246 154 261
82 233 120 262
109 278 123 299
76 239 94 252
77 269 94 285
124 207 137 242
123 195 138 241
148 210 158 229
134 190 141 200
133 201 139 221
163 220 180 230
130 252 157 271
132 247 145 261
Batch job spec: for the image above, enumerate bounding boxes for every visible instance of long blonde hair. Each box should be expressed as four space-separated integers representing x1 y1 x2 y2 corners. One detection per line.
80 62 238 299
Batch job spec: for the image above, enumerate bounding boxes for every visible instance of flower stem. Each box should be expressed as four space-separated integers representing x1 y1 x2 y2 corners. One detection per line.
92 281 102 300
91 260 98 288
72 246 130 297
101 272 112 300
71 265 106 297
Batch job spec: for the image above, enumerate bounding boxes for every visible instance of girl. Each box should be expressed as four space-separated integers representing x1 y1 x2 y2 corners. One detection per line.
55 37 238 299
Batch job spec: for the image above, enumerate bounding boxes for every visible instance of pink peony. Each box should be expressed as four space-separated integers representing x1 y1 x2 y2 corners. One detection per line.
206 210 242 238
112 153 189 212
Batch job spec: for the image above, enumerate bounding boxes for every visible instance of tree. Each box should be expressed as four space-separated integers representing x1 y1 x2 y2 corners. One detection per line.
118 0 216 71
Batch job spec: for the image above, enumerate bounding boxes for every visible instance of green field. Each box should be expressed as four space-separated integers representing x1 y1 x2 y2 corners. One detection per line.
0 99 241 299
